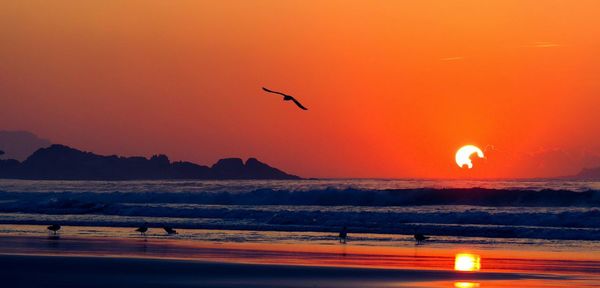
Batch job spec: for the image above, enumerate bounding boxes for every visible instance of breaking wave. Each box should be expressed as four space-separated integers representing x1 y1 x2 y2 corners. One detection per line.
0 187 599 240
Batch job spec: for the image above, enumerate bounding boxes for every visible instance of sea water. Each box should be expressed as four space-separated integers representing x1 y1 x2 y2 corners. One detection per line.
0 179 598 241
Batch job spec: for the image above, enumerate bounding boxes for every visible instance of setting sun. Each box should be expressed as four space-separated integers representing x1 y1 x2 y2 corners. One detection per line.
455 145 485 169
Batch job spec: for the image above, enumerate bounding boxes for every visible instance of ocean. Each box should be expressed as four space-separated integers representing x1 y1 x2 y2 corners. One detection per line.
0 179 599 242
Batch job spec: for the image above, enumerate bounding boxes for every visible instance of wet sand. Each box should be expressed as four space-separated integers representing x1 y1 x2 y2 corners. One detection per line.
0 225 598 287
0 254 577 288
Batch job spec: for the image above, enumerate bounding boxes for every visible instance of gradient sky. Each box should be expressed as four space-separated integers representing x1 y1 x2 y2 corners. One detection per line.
2 0 600 178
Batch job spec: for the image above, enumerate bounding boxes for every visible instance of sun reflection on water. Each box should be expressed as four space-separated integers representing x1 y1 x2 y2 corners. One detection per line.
454 253 481 272
454 282 480 288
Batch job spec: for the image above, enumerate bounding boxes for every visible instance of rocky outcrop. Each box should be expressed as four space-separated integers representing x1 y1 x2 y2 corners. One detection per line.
0 144 300 180
211 157 298 179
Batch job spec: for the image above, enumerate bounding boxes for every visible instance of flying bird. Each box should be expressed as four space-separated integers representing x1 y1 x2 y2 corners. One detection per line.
262 87 308 110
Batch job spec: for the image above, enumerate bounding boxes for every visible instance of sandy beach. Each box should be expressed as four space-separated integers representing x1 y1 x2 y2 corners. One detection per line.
0 225 598 287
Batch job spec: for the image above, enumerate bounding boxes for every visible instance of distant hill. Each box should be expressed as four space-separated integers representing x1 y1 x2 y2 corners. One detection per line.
0 131 52 161
570 166 600 180
0 144 300 180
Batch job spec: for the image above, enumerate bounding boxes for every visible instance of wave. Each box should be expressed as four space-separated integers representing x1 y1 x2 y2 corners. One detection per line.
0 188 599 240
1 187 599 207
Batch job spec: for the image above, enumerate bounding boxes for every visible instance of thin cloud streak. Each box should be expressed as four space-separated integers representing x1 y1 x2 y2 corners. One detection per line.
527 42 561 48
440 56 464 61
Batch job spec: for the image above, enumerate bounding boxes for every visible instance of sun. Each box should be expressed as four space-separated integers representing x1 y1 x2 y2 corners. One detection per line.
455 145 484 169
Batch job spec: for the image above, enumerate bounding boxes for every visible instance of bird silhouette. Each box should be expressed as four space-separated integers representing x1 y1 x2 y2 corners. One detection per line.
163 227 177 235
47 224 61 235
0 150 4 156
262 87 308 110
414 233 430 243
136 225 148 236
338 226 348 244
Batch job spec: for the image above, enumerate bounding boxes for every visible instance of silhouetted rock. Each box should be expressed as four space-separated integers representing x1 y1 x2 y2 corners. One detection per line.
0 158 20 178
245 158 296 179
0 144 300 180
171 161 214 179
0 131 51 161
209 157 299 179
212 158 246 179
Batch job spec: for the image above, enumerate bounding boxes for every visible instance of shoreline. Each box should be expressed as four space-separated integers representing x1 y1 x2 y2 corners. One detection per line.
1 226 599 268
1 213 599 241
0 225 599 287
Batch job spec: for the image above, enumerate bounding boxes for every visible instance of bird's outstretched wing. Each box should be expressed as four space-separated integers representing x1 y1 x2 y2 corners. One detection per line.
262 87 308 110
291 98 308 110
262 87 289 97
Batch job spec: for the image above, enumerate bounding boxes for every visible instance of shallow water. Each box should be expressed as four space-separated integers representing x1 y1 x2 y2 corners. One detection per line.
1 225 599 259
0 225 599 288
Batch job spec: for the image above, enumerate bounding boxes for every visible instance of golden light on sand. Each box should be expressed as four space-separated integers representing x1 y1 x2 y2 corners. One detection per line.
454 282 480 288
455 145 484 169
454 253 481 271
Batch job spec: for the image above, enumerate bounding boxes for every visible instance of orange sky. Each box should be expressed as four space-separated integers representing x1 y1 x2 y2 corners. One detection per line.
1 0 600 178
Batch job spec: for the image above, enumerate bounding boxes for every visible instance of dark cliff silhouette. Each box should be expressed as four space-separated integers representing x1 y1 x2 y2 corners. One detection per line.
0 144 300 180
